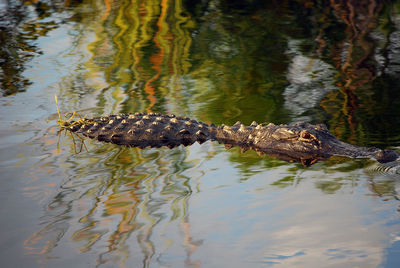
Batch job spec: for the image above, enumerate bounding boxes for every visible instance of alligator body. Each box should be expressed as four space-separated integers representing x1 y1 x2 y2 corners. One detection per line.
62 113 399 166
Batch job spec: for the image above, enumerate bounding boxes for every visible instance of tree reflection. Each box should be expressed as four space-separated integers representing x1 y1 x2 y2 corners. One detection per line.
307 0 400 146
25 145 204 266
0 0 63 96
15 1 400 265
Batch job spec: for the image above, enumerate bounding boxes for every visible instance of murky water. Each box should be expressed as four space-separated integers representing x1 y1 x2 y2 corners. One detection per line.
2 0 400 267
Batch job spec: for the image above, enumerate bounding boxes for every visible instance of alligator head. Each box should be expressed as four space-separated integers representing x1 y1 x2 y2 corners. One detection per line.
245 122 399 166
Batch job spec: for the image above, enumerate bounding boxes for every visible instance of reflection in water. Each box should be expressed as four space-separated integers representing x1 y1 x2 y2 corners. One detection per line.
322 0 383 143
188 1 293 125
1 0 400 267
22 1 207 264
24 143 205 266
0 0 63 96
79 0 195 114
22 125 215 265
68 0 296 125
310 1 400 146
283 42 336 122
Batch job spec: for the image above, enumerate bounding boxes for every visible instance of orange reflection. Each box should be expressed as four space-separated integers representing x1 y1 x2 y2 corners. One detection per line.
103 183 141 235
144 0 169 112
24 0 201 265
102 0 113 20
319 0 382 142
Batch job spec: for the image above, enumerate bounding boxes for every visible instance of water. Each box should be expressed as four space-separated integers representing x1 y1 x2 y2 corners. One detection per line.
1 0 400 267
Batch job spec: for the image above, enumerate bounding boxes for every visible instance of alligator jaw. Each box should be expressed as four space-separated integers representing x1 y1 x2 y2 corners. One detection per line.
323 138 399 163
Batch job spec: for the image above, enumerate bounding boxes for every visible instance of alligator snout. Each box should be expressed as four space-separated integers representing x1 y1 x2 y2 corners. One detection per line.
374 149 399 163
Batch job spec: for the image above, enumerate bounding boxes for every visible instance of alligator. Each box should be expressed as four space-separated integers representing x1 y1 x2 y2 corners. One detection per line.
60 113 399 166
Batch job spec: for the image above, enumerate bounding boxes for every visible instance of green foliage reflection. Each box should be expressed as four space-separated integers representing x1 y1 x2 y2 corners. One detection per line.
17 1 400 266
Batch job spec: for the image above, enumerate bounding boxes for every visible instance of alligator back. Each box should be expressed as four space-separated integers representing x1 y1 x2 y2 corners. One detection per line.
65 113 211 149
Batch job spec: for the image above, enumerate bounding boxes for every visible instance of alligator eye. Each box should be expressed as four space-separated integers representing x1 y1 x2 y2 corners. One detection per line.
301 131 312 140
299 130 321 147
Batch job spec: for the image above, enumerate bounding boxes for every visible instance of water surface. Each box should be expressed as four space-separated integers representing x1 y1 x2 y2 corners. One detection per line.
1 0 400 267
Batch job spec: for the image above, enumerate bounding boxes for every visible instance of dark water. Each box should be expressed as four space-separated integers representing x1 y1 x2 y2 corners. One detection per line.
1 0 400 267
